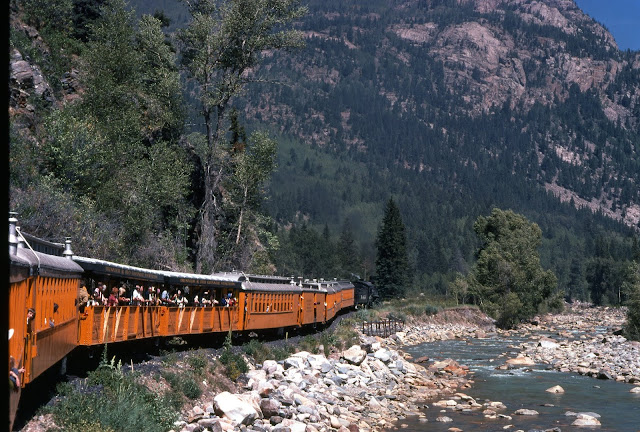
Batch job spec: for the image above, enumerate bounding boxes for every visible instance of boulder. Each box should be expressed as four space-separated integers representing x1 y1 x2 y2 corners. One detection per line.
214 391 261 425
572 414 601 426
341 345 367 365
545 385 565 393
514 409 539 415
505 356 536 366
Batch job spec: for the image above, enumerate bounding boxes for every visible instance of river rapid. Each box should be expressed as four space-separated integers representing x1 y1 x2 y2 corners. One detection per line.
401 334 640 431
394 305 640 432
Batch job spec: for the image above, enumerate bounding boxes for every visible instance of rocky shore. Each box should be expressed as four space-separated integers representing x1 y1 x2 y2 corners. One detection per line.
171 320 492 432
506 304 640 385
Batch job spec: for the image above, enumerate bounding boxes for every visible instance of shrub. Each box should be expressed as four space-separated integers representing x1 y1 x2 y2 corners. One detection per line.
243 339 272 365
298 335 319 353
271 344 295 361
424 304 441 316
187 352 208 376
219 331 249 380
46 354 178 432
319 331 338 356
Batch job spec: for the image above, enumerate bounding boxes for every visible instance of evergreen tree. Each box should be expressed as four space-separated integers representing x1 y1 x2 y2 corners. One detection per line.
375 198 409 299
338 218 359 278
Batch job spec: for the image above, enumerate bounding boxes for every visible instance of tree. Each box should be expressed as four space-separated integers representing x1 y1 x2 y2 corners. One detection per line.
625 261 640 341
338 218 360 278
375 198 409 299
467 208 559 328
41 0 190 266
177 0 307 273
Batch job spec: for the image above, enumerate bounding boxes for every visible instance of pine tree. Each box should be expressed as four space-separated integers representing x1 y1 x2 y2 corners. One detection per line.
375 198 409 299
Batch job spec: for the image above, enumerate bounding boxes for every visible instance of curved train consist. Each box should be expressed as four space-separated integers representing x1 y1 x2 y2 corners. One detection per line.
8 215 374 429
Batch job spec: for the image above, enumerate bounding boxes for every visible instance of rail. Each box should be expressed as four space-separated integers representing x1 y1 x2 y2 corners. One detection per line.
361 318 405 337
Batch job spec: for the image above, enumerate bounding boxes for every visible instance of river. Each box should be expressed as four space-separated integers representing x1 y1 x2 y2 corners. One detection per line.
400 334 640 431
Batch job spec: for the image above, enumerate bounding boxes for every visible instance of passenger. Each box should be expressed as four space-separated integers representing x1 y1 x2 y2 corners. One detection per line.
78 284 89 312
9 356 24 390
107 287 119 306
132 285 144 306
49 303 58 327
193 293 200 307
201 291 211 306
161 287 174 305
147 286 158 305
173 289 187 308
102 284 110 305
26 308 35 333
219 295 227 307
118 285 130 305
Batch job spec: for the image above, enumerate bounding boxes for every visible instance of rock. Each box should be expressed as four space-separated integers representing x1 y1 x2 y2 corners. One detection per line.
545 385 564 393
197 418 223 432
261 398 282 418
214 391 261 425
505 356 536 366
514 409 539 415
572 414 601 426
435 416 453 422
341 345 367 365
597 369 613 380
630 386 640 393
538 338 560 349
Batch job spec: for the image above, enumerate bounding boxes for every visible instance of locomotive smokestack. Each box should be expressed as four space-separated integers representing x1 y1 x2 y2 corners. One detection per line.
63 237 74 259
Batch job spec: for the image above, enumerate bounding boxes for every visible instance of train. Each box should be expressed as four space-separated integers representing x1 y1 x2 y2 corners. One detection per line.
8 215 376 430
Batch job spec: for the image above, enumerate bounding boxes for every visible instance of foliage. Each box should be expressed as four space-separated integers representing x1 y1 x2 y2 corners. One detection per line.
218 331 249 380
177 0 307 273
624 262 640 341
465 208 559 328
375 198 409 299
243 339 273 365
46 354 178 432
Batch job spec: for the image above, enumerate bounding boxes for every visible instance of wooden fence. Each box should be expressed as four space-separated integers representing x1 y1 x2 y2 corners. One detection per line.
361 319 405 337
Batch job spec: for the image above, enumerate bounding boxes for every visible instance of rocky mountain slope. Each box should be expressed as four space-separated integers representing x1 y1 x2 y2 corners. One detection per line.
238 0 640 229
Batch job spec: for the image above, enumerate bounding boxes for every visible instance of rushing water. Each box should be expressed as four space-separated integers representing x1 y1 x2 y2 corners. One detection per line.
400 335 640 432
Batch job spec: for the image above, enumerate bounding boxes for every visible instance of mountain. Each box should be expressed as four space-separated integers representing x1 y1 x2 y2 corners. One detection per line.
236 0 640 229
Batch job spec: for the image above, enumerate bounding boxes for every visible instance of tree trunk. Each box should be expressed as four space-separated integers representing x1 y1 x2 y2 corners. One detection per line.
236 186 248 245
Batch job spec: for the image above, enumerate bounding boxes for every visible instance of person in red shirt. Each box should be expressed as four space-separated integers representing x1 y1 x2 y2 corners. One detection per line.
107 287 119 307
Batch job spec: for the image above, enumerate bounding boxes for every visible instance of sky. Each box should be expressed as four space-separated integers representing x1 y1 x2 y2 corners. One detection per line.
574 0 640 51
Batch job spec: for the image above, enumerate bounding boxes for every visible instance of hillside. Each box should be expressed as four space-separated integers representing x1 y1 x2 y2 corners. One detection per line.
237 0 640 229
9 0 640 299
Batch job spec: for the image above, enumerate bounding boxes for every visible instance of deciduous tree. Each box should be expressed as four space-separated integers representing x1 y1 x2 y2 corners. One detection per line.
466 208 559 328
177 0 306 273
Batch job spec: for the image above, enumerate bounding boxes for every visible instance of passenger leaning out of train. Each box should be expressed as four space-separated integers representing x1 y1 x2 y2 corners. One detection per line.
107 287 119 306
118 285 130 305
161 287 174 305
131 285 145 306
147 286 159 305
173 289 187 308
78 285 89 312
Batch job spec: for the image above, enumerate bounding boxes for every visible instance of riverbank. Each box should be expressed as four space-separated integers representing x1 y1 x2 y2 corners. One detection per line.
508 303 640 384
169 309 492 432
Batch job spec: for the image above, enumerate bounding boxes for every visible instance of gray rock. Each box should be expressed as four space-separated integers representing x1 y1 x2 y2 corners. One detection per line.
514 409 539 415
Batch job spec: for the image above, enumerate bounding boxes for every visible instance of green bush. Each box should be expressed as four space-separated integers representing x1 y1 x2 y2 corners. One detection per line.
243 339 273 365
271 344 295 361
218 350 249 381
424 304 441 316
298 335 320 353
46 355 178 432
319 331 338 356
187 352 209 376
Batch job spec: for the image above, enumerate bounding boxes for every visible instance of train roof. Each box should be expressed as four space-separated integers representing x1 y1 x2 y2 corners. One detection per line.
10 247 84 283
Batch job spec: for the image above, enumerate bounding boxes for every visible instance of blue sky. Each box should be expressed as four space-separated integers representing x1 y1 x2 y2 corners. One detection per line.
574 0 640 51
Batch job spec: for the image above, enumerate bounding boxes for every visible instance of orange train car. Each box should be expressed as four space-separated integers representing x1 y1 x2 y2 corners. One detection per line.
8 217 356 430
8 217 84 430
